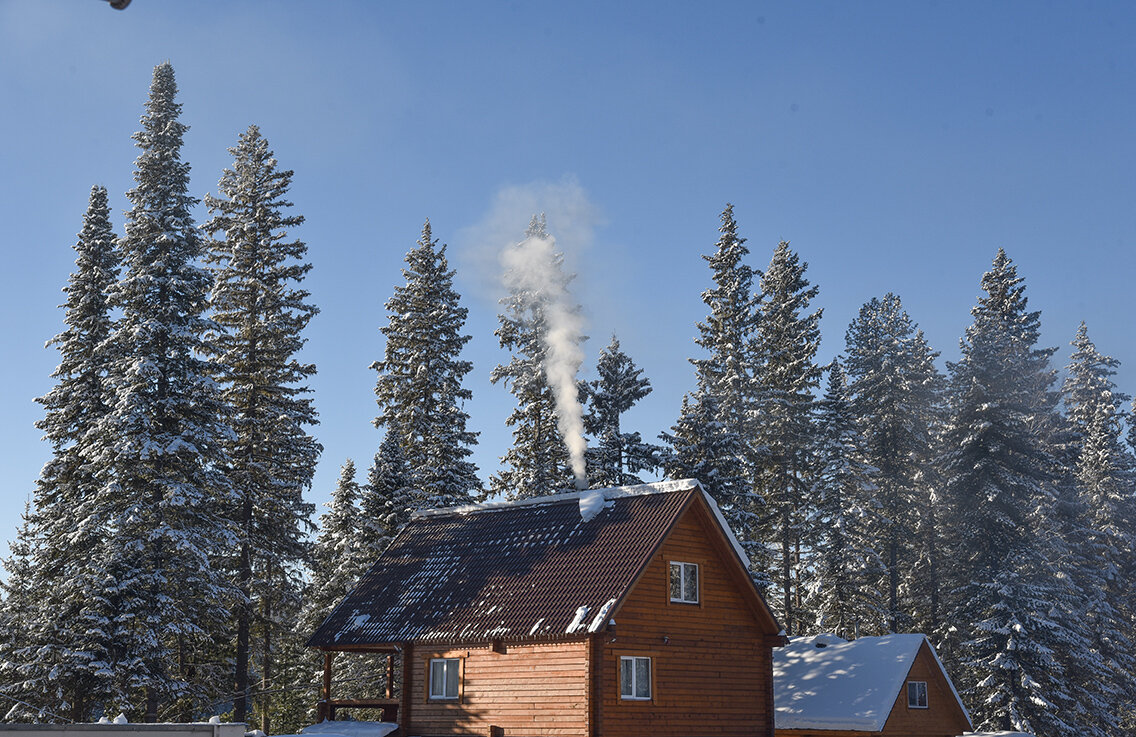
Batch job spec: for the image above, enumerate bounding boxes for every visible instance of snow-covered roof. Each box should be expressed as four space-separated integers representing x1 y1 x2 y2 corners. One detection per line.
309 479 773 647
773 633 969 732
963 733 1035 737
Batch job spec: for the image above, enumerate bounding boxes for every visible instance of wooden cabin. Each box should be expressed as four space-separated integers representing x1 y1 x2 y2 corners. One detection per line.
307 478 786 737
773 634 972 737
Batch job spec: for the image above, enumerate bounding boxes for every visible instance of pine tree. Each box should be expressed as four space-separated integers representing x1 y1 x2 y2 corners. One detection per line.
372 219 479 508
1054 324 1136 734
490 215 581 499
663 391 751 511
938 249 1074 735
803 361 885 639
203 124 320 726
300 460 386 708
753 241 822 635
663 205 765 577
360 424 420 559
0 186 121 720
580 335 661 486
303 460 364 636
82 62 236 720
0 503 43 721
843 294 945 632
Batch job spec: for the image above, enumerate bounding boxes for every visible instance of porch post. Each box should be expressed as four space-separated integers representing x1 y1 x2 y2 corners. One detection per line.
400 643 414 732
319 651 335 721
385 654 394 699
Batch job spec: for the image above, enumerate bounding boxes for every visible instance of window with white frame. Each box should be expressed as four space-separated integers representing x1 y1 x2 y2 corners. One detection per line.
429 657 460 700
907 680 928 708
620 656 651 700
669 561 699 603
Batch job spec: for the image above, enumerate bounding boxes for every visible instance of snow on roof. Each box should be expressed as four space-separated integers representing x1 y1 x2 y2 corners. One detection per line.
412 478 702 518
773 633 967 732
963 733 1035 737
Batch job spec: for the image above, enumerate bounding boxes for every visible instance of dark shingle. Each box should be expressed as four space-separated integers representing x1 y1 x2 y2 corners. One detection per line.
308 485 695 648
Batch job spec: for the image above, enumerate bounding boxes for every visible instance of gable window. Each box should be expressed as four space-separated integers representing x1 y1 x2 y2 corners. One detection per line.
907 680 928 708
669 561 699 603
620 656 651 700
429 658 460 700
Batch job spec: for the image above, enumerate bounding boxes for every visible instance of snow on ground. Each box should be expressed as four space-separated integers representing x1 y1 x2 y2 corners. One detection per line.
270 721 399 737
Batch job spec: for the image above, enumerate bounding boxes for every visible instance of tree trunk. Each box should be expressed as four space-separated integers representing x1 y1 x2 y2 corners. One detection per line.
781 502 793 635
261 568 273 735
145 686 158 723
234 496 253 723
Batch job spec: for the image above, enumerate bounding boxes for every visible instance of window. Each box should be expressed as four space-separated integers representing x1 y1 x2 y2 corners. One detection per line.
620 656 651 700
907 680 928 708
429 658 460 700
669 561 699 603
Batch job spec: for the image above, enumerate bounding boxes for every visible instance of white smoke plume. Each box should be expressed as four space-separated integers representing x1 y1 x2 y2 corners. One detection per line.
500 217 589 489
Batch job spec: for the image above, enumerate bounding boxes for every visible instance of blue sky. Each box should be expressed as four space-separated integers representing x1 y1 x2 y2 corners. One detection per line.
2 1 1135 544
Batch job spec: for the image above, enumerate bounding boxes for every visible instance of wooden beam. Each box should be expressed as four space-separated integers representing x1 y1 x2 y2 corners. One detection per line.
400 643 413 733
319 651 335 721
385 654 394 699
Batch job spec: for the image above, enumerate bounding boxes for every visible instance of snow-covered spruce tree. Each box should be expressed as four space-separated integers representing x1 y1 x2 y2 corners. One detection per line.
938 249 1075 735
490 215 579 499
663 390 751 507
1063 322 1127 444
904 329 949 635
843 294 945 633
663 205 766 580
82 62 237 721
752 241 822 635
803 360 885 639
372 219 478 508
1054 324 1136 734
360 422 420 560
202 124 320 727
0 503 42 721
301 460 384 705
302 460 364 636
580 335 662 486
0 186 121 720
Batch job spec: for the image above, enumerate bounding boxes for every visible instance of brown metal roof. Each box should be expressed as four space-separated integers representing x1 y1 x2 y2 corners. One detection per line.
307 483 697 648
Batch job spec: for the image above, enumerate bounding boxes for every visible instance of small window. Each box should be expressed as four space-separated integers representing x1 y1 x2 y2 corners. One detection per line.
429 658 460 700
907 680 928 708
620 656 651 700
669 561 698 603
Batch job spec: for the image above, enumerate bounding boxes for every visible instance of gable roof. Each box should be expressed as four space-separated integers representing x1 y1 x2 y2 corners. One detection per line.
773 633 970 732
308 479 770 648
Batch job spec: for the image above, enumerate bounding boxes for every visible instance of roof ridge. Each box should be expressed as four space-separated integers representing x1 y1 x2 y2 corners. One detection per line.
411 478 702 519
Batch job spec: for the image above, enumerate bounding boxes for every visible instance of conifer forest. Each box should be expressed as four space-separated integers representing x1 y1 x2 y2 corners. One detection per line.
2 59 1134 737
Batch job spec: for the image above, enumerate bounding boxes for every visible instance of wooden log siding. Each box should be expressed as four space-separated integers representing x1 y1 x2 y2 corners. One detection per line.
598 501 775 737
408 641 591 736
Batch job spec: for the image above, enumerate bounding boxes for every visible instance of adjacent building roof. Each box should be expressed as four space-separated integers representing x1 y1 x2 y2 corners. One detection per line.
308 479 762 648
773 633 969 732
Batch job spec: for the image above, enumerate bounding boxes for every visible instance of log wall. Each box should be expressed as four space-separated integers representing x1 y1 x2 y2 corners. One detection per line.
596 500 776 737
406 640 590 737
